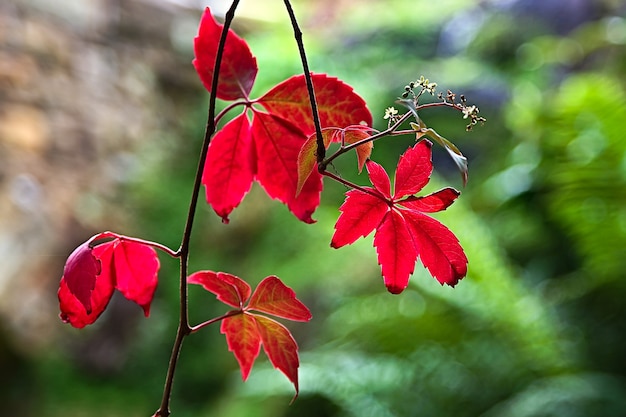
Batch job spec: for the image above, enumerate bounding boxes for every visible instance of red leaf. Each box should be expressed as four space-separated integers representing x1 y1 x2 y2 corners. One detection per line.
404 211 468 286
374 210 417 294
254 314 301 396
61 240 101 314
342 126 374 173
58 248 115 329
109 239 160 316
366 160 392 199
331 189 388 248
188 271 251 308
193 7 257 100
331 139 467 292
202 113 255 223
400 188 460 213
296 129 335 196
259 73 372 135
394 140 432 198
247 276 312 322
252 111 322 223
221 314 261 381
58 233 161 327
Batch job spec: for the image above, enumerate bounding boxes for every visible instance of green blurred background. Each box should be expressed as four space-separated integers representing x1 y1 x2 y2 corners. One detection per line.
1 0 626 416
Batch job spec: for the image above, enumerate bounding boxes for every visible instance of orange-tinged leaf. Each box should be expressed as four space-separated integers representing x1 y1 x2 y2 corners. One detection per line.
296 129 335 196
221 313 261 381
247 276 312 322
259 73 372 135
188 271 251 308
343 127 374 173
254 314 301 396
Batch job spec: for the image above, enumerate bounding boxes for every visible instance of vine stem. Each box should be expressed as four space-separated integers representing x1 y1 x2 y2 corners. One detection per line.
283 0 325 163
321 101 464 170
154 1 241 416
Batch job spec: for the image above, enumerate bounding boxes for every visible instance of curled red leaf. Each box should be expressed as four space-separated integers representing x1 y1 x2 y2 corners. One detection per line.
58 232 160 328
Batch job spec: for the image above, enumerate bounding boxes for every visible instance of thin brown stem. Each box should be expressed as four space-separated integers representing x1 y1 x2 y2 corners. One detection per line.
189 310 242 334
321 171 387 201
154 1 241 416
283 0 325 163
321 101 464 170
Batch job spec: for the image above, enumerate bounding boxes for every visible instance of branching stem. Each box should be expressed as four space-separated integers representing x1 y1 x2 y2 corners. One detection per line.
154 1 241 416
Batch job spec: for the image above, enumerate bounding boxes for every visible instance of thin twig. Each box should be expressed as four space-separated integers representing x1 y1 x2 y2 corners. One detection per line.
154 2 241 416
283 0 325 163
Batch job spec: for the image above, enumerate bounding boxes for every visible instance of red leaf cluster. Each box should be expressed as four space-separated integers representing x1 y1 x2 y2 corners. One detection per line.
331 141 468 293
58 232 160 328
189 272 311 396
194 8 372 223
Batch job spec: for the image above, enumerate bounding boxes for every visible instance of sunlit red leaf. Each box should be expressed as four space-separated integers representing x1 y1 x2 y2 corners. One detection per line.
331 140 467 293
330 189 388 248
193 7 257 100
404 211 468 287
202 113 255 223
374 210 417 294
247 276 312 322
189 271 251 308
254 314 301 395
259 73 372 135
252 111 322 223
221 313 261 381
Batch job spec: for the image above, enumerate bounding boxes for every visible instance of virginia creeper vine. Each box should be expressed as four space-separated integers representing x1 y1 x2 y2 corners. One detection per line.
56 1 483 415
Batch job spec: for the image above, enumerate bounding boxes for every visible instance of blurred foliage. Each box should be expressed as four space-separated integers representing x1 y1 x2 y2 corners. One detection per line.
10 0 626 416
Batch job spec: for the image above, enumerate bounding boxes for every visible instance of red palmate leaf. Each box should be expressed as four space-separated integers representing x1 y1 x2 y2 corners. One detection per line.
193 7 257 100
247 276 312 321
221 313 261 381
188 271 251 308
58 232 161 328
191 272 311 394
193 9 373 223
202 113 255 223
254 314 301 396
259 74 372 135
331 141 468 293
